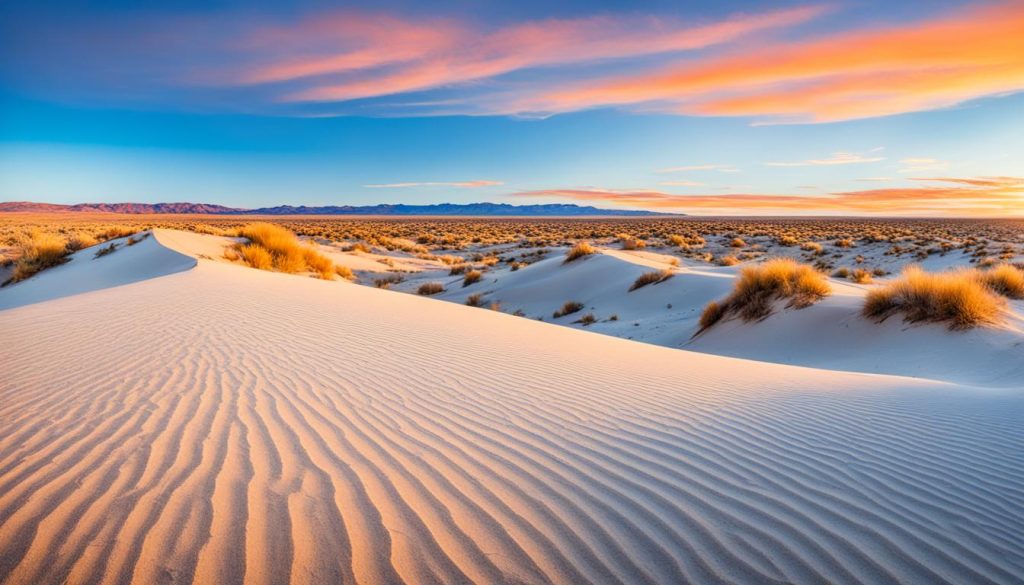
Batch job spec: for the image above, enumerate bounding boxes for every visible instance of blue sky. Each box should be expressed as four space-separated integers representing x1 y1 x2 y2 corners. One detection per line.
1 0 1022 214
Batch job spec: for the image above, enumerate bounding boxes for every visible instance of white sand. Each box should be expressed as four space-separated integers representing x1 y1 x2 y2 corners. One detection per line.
1 229 1023 584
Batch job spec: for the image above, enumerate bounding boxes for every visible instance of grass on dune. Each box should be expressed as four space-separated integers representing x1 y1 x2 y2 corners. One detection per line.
235 222 339 280
5 230 70 284
699 258 831 331
629 269 673 291
564 241 596 263
863 265 1009 329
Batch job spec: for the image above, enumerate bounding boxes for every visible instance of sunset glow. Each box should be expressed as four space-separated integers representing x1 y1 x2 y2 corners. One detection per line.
1 0 1022 215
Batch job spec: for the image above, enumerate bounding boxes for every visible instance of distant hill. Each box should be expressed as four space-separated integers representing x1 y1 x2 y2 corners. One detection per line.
0 201 676 216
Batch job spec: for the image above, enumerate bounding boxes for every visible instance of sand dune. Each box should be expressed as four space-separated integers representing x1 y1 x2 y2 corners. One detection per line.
1 230 1023 584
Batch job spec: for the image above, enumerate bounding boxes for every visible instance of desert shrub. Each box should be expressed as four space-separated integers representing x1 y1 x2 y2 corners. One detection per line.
863 266 1004 329
463 270 482 287
564 241 596 263
6 230 70 284
630 269 673 291
619 235 646 250
718 256 740 266
374 274 404 288
335 265 356 281
835 238 855 248
553 301 584 318
465 293 484 307
449 264 468 275
699 301 726 330
849 268 873 284
223 247 241 262
100 226 136 240
303 247 336 279
777 235 799 247
575 313 597 325
236 222 336 279
977 264 1024 299
668 234 686 247
66 232 99 251
833 267 850 278
729 237 746 248
238 244 272 270
417 282 444 295
94 242 119 258
699 258 831 330
801 242 823 255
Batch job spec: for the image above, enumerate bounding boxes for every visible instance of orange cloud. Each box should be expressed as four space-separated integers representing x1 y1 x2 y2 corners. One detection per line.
223 6 828 103
515 177 1024 216
534 2 1024 122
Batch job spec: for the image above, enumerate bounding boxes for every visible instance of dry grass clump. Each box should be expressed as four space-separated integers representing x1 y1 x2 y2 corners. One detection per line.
564 241 596 263
465 293 484 307
235 222 337 279
335 265 356 281
94 243 119 258
863 266 1004 329
801 242 823 255
849 268 873 284
553 301 584 318
238 244 272 270
729 237 746 248
699 258 831 330
574 313 597 325
5 230 70 284
66 232 99 251
463 270 482 287
417 282 445 295
718 255 740 266
629 269 673 291
977 264 1024 299
618 234 646 250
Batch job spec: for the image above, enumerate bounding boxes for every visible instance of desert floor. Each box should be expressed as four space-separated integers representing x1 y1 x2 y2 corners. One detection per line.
1 228 1022 584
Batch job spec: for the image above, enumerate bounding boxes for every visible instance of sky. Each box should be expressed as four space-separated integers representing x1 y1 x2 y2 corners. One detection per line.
1 0 1022 216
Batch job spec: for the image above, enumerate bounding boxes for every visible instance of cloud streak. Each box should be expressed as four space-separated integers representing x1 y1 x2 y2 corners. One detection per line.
363 180 503 188
530 2 1024 122
764 152 885 167
515 177 1024 216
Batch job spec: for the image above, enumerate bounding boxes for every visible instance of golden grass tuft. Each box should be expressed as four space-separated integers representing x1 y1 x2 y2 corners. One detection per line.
629 269 673 291
6 230 70 284
553 301 584 318
564 241 596 263
863 266 1004 329
238 244 272 270
699 258 830 330
849 268 873 284
417 282 445 295
235 222 337 279
977 264 1024 299
463 270 483 287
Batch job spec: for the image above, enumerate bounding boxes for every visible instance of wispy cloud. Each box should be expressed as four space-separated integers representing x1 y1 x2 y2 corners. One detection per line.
898 157 950 173
659 180 705 187
764 152 885 167
5 2 1022 122
514 176 1024 216
530 2 1024 122
364 180 503 188
656 164 738 173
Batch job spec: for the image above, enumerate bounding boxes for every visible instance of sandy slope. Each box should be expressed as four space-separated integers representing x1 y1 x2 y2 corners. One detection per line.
376 245 1024 386
1 230 1023 585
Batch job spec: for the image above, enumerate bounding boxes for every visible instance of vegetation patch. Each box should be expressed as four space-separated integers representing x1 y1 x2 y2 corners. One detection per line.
863 266 1006 329
699 258 831 331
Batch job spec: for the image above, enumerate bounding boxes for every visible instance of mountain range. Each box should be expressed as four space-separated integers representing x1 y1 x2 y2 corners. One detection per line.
0 201 676 216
